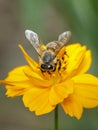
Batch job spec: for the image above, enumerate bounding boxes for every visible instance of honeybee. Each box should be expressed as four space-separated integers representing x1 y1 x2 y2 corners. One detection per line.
25 30 71 72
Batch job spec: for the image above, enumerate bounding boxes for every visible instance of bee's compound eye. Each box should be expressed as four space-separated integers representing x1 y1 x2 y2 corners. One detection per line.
40 64 54 71
41 64 47 70
47 64 53 70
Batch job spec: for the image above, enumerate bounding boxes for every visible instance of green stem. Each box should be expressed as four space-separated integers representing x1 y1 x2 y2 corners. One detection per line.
54 105 58 130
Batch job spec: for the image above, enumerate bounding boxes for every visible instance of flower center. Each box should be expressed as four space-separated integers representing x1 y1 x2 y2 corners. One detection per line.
39 47 68 81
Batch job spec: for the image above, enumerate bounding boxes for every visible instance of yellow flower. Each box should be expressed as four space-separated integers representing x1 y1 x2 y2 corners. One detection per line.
1 43 98 119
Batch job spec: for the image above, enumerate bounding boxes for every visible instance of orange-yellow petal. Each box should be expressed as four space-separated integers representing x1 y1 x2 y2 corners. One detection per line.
0 81 30 97
61 95 83 119
5 65 29 81
0 65 51 97
23 88 56 115
72 74 98 108
66 44 86 73
0 66 30 97
49 80 74 105
0 66 33 97
74 50 92 74
65 43 91 77
61 74 98 119
19 44 38 71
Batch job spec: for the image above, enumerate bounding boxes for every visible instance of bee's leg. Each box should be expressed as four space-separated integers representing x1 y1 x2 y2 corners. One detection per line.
51 66 56 72
41 70 51 77
48 71 53 75
57 59 61 71
64 51 69 58
40 69 46 75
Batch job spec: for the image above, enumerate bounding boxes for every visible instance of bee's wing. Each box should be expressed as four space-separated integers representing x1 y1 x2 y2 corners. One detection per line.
25 30 43 56
58 31 71 44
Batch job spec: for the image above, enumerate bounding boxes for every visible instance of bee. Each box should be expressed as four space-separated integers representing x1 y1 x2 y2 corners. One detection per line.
25 30 71 72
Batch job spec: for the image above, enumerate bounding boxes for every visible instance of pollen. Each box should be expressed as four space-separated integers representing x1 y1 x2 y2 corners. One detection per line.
56 48 68 73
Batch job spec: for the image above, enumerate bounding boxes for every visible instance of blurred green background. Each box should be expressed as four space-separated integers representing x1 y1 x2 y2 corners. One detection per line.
0 0 98 130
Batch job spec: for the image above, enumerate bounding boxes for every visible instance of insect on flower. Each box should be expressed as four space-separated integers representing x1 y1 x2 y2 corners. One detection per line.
25 30 71 72
1 29 98 120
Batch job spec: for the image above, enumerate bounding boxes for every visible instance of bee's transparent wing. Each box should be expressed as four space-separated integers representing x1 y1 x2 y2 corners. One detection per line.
25 30 42 55
58 31 71 44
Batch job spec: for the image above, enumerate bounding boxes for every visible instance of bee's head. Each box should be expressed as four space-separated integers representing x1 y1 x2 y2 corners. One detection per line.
40 50 56 72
